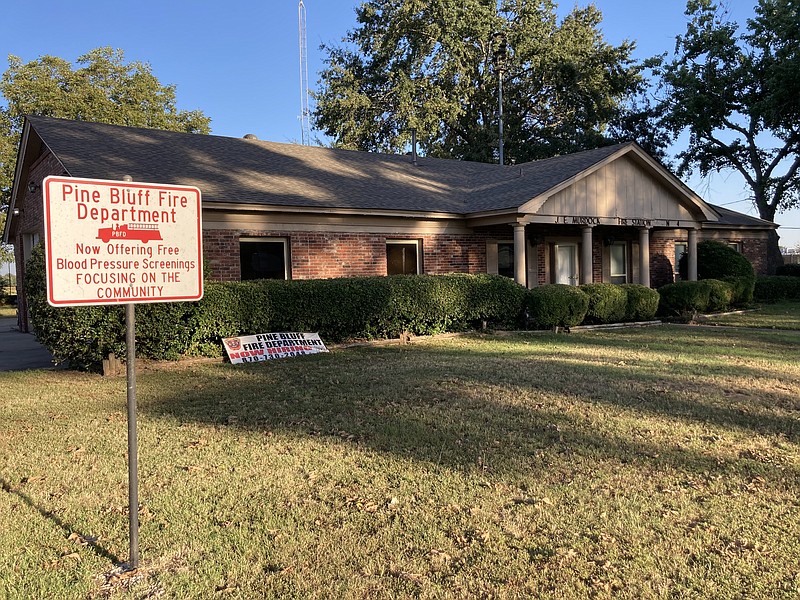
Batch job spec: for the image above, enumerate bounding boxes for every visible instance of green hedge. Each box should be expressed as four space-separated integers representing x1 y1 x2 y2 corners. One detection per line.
754 276 800 302
580 283 627 325
524 285 589 329
656 278 741 318
35 238 725 371
26 246 125 370
26 245 530 370
721 275 755 306
675 241 755 309
657 281 711 318
619 284 660 322
775 264 800 277
699 279 734 313
679 240 755 280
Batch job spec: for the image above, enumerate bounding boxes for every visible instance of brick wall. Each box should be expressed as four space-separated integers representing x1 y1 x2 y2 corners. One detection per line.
743 238 769 275
203 229 490 281
649 238 675 289
12 152 63 331
592 240 603 283
536 245 547 286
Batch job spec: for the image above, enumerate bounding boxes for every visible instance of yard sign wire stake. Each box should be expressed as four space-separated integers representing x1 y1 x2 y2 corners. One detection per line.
125 301 139 569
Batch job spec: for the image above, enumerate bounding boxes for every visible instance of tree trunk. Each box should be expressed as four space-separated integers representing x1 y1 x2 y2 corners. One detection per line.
766 229 784 275
752 188 782 274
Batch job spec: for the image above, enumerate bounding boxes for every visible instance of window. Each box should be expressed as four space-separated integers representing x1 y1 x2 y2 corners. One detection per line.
609 242 627 284
674 242 688 279
22 232 40 262
497 242 514 278
240 238 289 280
728 242 742 253
387 240 421 275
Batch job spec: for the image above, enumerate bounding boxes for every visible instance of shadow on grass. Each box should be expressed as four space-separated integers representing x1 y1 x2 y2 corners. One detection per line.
0 478 121 564
141 330 800 490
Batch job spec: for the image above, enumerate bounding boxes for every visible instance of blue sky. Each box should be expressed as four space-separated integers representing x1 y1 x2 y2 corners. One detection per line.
2 0 798 249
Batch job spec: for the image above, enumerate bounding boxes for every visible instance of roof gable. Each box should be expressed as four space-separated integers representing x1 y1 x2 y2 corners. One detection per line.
518 144 717 222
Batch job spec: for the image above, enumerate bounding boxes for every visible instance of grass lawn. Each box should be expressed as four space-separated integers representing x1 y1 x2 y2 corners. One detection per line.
0 305 17 318
1 322 799 598
699 300 800 330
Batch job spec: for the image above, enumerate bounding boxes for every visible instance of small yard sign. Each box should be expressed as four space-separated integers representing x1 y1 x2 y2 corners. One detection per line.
223 332 329 364
43 176 203 306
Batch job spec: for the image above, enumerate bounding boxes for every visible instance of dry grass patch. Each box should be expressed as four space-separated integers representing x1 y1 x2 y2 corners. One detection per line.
1 325 799 598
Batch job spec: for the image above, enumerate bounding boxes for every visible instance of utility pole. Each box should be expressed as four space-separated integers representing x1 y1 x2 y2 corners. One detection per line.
298 1 311 145
492 32 508 166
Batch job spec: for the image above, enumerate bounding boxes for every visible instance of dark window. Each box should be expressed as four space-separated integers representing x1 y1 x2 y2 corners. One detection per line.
387 241 419 275
498 243 514 278
240 240 287 280
609 242 627 284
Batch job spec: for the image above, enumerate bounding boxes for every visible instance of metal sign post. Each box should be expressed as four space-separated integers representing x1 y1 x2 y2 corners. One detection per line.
125 302 139 568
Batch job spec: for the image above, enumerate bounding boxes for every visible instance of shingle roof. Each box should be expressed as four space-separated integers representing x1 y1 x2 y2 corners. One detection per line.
466 144 629 213
708 204 776 228
26 115 631 216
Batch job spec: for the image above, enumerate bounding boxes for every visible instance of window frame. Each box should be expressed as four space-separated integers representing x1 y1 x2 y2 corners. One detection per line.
239 236 290 281
674 242 688 280
386 239 423 275
496 241 515 279
609 241 628 285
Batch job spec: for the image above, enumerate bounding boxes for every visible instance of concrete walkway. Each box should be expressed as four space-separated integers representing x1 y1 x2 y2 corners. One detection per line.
0 316 58 371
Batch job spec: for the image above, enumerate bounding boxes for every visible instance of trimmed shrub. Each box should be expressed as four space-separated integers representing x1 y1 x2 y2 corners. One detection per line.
619 284 660 321
776 263 800 277
383 274 472 336
462 274 528 330
579 283 627 325
679 240 755 280
721 275 755 306
657 281 710 318
524 285 589 329
699 279 734 313
25 245 125 370
754 276 800 302
187 282 264 357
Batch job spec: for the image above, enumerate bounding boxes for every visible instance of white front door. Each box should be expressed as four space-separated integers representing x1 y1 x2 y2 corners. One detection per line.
555 244 579 286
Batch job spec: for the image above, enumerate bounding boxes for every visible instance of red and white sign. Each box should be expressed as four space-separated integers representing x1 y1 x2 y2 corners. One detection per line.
222 332 329 364
43 176 203 306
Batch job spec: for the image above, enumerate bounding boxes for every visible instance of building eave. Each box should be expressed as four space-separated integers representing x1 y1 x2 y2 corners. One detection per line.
202 201 465 221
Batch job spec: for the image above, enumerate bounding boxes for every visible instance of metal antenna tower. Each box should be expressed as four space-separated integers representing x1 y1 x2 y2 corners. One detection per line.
298 0 311 145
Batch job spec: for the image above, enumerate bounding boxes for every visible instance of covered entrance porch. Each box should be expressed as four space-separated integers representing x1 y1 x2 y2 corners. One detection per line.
485 220 701 288
471 143 717 288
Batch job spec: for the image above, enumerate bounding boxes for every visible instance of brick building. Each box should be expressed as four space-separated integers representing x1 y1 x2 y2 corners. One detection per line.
3 116 777 332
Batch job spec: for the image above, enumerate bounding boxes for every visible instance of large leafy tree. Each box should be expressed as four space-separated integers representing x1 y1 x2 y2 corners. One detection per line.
313 0 645 164
650 0 800 266
0 47 211 236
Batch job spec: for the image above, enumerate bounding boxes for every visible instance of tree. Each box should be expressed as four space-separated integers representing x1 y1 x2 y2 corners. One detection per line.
312 0 646 164
650 0 800 270
0 47 211 224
